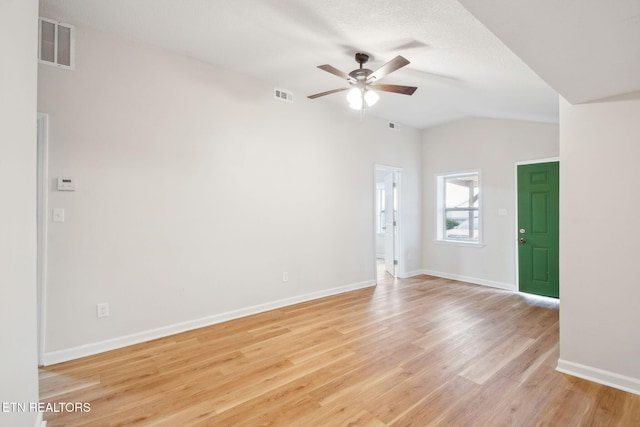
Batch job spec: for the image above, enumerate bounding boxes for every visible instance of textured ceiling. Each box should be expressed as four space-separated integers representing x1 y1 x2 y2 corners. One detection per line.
39 0 560 129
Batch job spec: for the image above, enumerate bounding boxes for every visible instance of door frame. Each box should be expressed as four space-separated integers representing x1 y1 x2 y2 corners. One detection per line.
374 164 403 281
514 157 559 294
37 112 49 366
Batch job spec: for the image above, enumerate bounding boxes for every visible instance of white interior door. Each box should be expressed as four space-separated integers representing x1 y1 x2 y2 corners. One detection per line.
37 113 49 366
384 172 395 276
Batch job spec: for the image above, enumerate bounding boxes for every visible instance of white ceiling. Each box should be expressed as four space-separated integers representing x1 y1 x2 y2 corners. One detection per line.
459 0 640 104
39 0 563 129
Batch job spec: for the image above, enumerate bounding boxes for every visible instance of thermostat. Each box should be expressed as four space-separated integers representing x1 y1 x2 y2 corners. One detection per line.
57 177 76 191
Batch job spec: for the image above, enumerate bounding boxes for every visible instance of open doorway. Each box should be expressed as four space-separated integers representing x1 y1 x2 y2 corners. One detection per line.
374 165 401 283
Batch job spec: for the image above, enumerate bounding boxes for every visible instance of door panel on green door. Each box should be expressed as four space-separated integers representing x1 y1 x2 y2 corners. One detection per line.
531 192 549 233
518 162 559 298
532 247 549 282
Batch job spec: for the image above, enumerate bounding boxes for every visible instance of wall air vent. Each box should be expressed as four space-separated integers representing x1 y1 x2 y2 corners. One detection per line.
39 17 75 69
388 121 400 131
274 88 293 103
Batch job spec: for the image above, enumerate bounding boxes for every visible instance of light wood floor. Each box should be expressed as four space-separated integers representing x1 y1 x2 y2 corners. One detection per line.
40 274 640 426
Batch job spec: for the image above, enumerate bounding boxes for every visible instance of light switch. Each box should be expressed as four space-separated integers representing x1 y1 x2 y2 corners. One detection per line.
498 208 508 216
53 208 65 222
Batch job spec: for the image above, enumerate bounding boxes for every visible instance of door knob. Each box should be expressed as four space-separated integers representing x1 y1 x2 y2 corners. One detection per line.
519 237 526 244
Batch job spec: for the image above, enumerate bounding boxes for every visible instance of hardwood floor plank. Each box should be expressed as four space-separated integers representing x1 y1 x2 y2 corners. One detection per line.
389 375 479 426
202 357 363 425
458 334 536 384
439 373 522 426
210 347 353 413
366 351 476 424
38 371 100 400
480 367 572 426
199 394 320 426
39 275 640 426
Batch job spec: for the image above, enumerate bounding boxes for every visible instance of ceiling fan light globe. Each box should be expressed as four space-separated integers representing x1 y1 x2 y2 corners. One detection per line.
347 88 362 105
349 99 363 110
364 90 379 106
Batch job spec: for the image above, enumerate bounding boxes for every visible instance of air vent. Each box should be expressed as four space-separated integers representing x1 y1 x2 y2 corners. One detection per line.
274 88 293 103
388 121 400 131
39 17 75 69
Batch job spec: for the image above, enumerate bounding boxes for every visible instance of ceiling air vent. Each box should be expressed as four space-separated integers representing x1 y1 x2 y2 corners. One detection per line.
39 17 75 69
274 88 293 103
388 121 401 131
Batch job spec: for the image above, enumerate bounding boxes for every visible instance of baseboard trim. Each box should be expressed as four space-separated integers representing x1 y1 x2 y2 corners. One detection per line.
398 270 428 279
418 269 516 291
42 280 376 366
557 359 640 396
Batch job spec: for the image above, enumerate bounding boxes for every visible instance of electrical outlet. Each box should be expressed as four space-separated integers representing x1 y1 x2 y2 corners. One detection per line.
96 302 109 318
282 272 289 282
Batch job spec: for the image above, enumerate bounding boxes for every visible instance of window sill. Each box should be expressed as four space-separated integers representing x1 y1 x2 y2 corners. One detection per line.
435 239 485 248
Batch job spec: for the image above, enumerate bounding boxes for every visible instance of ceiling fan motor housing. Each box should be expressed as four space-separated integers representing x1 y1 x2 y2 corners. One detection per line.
355 52 369 65
350 52 373 82
349 68 373 81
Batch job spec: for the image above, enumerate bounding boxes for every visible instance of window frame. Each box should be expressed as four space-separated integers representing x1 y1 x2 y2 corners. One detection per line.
436 170 482 245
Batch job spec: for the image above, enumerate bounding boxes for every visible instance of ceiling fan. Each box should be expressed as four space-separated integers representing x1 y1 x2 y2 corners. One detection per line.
307 52 418 110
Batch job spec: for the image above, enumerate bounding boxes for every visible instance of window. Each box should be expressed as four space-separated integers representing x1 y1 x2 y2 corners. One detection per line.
437 171 480 243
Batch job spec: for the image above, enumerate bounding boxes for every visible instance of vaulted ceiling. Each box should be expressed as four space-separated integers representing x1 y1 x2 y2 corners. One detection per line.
39 1 638 129
459 0 640 104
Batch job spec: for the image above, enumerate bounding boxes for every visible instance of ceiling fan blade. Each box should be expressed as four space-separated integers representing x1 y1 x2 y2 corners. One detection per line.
307 87 349 99
367 55 410 82
371 83 418 95
317 64 355 82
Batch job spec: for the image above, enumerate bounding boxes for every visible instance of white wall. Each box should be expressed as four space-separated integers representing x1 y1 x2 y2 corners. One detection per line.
422 117 558 289
37 25 422 362
0 1 40 426
558 96 640 394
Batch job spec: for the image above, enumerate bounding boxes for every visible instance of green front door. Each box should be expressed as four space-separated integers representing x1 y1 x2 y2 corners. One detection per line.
517 162 559 298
